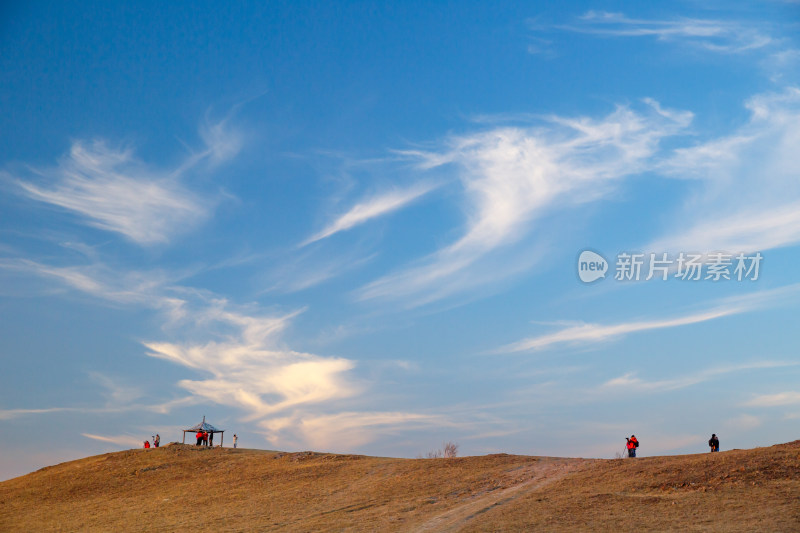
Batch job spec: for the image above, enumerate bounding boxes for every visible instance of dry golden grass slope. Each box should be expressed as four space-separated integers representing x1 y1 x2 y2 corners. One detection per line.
2 441 799 531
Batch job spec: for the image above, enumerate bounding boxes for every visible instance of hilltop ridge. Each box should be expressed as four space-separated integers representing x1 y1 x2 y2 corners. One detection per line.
2 441 799 531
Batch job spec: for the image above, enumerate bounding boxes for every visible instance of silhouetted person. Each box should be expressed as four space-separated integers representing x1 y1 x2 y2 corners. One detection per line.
708 433 719 452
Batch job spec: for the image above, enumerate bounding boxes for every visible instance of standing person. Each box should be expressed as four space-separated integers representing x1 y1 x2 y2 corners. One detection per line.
196 430 203 446
209 432 214 447
626 435 639 457
233 434 238 449
709 433 719 452
154 434 160 448
203 431 209 446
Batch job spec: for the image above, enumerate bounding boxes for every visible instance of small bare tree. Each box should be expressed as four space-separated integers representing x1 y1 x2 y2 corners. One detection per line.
443 441 459 458
420 441 459 459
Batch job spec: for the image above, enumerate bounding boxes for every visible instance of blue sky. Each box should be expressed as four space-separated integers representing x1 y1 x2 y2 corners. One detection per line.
2 1 800 480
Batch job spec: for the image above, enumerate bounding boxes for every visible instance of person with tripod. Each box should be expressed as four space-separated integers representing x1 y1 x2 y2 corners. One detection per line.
626 435 639 457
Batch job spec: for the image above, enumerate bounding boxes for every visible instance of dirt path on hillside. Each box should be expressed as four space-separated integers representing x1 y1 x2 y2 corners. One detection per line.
413 458 590 532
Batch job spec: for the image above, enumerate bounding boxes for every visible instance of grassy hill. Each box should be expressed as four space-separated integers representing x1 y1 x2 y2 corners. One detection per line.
2 441 799 531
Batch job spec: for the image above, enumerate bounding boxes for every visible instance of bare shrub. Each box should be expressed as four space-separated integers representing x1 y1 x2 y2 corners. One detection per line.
420 441 458 459
443 441 459 458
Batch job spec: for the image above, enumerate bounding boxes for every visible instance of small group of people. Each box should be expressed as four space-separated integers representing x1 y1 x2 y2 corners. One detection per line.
624 433 720 458
143 434 160 449
195 430 215 446
193 430 239 447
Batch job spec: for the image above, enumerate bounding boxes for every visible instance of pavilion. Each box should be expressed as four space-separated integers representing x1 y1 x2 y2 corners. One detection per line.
182 416 225 447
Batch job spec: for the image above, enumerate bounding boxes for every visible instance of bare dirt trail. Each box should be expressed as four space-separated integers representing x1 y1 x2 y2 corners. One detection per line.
413 458 591 532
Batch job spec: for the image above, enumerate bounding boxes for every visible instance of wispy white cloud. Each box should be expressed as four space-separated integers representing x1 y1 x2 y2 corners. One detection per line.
89 372 144 406
540 11 796 88
0 396 197 420
0 407 78 421
145 306 359 420
650 87 800 253
765 48 800 82
301 183 436 246
261 411 445 451
496 284 800 354
9 257 370 425
0 258 188 326
138 295 457 450
497 307 735 354
139 297 448 449
724 414 762 431
14 140 211 245
82 433 145 447
359 101 691 305
525 35 556 58
263 249 377 294
744 391 800 407
601 362 797 392
650 201 800 253
559 11 774 53
10 113 243 246
0 257 384 438
198 114 243 165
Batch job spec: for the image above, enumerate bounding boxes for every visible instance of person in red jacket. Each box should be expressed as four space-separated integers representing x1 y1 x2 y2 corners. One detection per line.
626 435 639 457
144 440 150 449
196 431 203 446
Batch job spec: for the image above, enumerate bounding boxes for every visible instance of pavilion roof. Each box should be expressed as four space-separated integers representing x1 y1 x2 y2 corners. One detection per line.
185 417 223 432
